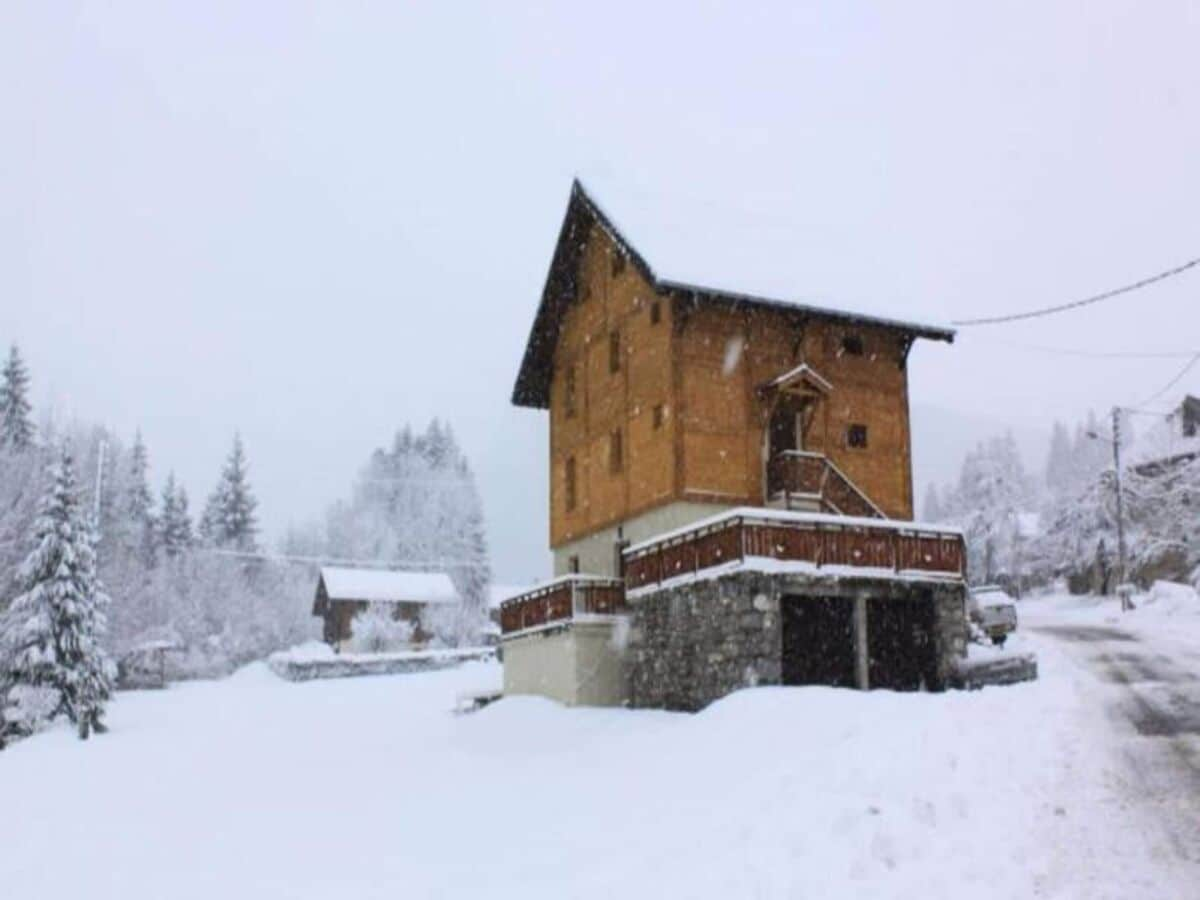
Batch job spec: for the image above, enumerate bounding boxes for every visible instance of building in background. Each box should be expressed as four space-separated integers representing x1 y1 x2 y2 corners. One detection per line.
312 566 458 649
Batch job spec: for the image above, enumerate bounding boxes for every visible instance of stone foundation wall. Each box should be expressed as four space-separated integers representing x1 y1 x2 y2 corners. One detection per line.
626 572 784 711
625 570 967 711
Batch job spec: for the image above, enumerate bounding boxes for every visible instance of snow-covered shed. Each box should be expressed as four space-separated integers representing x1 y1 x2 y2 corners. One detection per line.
312 567 459 648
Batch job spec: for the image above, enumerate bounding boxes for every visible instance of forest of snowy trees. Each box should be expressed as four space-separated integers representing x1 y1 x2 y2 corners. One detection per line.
0 344 492 743
924 404 1200 595
283 419 492 645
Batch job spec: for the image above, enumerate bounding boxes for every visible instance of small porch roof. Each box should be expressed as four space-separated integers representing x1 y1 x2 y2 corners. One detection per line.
762 362 833 395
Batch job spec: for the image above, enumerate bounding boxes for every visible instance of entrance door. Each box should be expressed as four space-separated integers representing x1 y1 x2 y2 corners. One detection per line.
867 593 939 690
768 396 804 458
781 595 857 687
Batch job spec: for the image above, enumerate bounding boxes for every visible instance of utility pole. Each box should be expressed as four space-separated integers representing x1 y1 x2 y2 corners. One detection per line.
1086 410 1131 611
1110 407 1130 612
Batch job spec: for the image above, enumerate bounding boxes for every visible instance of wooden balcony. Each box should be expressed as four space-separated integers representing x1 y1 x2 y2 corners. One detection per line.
499 575 627 637
766 451 885 519
624 508 965 592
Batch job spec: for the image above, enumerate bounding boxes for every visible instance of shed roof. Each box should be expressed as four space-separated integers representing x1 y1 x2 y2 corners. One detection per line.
318 567 459 605
512 178 955 408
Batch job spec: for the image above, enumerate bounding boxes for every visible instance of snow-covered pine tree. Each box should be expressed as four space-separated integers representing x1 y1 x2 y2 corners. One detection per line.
1044 421 1073 494
951 432 1032 585
123 430 158 565
2 443 115 739
204 434 259 552
159 473 194 559
449 458 492 634
0 344 35 451
197 491 221 546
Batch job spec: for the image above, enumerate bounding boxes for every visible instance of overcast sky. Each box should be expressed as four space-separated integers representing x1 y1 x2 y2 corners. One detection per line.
3 2 1198 582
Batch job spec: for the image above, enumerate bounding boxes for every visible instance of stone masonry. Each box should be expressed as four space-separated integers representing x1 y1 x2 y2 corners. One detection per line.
625 569 967 711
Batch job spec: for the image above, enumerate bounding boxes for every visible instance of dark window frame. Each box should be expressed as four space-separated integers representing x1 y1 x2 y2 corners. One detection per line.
652 404 665 430
564 366 577 418
650 299 662 325
565 456 577 510
847 424 869 449
608 330 621 374
610 428 624 474
842 334 865 356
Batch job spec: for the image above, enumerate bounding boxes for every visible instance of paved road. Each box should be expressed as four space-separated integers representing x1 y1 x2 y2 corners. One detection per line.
1033 623 1200 865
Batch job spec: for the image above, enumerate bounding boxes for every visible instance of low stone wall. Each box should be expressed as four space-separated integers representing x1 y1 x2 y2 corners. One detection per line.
267 647 495 682
625 569 967 711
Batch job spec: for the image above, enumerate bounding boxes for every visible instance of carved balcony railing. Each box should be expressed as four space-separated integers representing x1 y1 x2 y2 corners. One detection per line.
623 508 965 593
766 451 886 519
499 575 627 638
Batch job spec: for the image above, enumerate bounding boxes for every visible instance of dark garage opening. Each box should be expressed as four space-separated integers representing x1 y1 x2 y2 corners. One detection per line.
867 593 939 690
781 595 856 688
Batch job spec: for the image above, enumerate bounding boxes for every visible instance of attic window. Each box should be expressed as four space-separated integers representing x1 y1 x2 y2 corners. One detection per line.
847 424 869 449
611 253 626 278
650 300 662 325
609 330 621 374
609 429 624 474
842 334 865 356
564 366 577 418
565 457 577 511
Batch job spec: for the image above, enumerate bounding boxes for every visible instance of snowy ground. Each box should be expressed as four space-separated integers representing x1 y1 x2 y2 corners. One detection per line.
2 595 1198 899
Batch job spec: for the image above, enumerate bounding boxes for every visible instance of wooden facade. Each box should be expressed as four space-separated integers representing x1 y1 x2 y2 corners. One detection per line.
513 181 954 552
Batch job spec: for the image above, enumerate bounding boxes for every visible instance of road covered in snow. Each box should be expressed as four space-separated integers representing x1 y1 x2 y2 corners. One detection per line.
2 596 1198 899
1023 592 1200 875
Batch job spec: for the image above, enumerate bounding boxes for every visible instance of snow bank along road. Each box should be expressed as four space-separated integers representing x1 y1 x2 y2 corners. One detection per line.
2 616 1197 899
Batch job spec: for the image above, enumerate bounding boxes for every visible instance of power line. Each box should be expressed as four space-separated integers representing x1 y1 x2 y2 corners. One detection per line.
1132 352 1200 409
951 254 1200 327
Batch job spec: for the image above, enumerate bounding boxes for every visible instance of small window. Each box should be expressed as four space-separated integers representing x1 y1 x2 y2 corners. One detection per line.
842 334 865 356
847 424 869 449
611 253 626 277
650 300 662 325
610 429 624 474
564 366 577 418
565 457 577 510
568 555 580 574
608 330 621 374
652 404 665 430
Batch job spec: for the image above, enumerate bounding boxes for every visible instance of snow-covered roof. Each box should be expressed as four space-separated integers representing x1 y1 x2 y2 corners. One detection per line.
512 178 955 409
319 567 459 605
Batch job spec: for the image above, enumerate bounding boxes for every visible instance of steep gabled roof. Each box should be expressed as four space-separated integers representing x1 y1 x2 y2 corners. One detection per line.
512 179 955 409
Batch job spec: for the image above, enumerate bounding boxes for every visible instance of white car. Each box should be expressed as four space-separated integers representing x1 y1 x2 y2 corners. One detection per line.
968 586 1018 646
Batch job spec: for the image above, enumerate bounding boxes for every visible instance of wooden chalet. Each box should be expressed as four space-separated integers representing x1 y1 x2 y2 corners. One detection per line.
313 567 458 649
502 178 969 710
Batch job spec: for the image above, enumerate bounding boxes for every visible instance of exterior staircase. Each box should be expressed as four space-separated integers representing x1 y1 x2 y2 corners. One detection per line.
765 451 886 519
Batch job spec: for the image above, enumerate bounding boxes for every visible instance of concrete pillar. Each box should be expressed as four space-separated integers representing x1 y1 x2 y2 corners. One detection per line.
854 595 870 690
